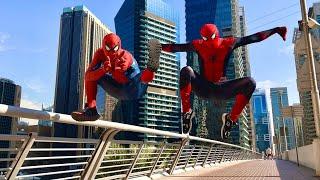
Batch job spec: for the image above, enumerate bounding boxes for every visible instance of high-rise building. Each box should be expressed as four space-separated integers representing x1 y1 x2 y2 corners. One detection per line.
0 78 21 167
54 5 112 139
239 6 251 77
39 105 53 127
239 6 255 150
293 4 320 144
308 2 320 38
38 105 54 138
115 0 181 141
291 104 305 147
281 104 305 147
252 89 271 153
270 87 296 151
185 0 250 148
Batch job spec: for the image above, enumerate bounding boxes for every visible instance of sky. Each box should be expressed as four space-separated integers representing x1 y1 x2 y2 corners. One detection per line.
0 0 319 125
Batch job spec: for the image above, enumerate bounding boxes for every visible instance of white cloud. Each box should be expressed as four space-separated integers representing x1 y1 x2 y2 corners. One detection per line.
278 44 294 57
257 80 277 90
24 78 46 93
0 32 10 44
0 32 16 52
0 32 10 52
20 98 42 125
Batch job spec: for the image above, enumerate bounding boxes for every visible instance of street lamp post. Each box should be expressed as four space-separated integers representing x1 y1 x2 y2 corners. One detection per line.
282 117 288 151
291 106 300 166
281 106 303 166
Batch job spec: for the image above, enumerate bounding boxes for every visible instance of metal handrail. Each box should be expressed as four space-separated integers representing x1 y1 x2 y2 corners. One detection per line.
0 104 255 152
0 104 261 180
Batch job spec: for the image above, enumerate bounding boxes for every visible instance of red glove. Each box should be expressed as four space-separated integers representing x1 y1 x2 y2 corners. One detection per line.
277 27 287 41
114 51 132 73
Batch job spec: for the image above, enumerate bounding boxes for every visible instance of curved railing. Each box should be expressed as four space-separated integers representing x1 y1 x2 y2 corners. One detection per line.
0 104 260 180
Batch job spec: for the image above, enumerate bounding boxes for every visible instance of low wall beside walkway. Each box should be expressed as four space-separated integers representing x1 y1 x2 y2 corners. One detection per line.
283 144 315 169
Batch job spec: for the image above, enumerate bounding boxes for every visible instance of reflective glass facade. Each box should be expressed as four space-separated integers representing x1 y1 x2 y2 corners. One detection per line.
115 0 181 142
0 78 20 167
252 89 271 152
54 6 111 140
271 87 296 151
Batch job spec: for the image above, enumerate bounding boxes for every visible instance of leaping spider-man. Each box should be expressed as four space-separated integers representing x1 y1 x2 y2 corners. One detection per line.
161 23 287 139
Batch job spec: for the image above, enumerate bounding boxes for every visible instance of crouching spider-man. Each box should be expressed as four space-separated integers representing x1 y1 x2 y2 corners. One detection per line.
71 33 161 121
161 24 287 139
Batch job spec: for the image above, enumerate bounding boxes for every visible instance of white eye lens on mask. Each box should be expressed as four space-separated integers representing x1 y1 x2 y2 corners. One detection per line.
105 45 111 51
211 33 216 39
113 45 119 51
202 36 208 41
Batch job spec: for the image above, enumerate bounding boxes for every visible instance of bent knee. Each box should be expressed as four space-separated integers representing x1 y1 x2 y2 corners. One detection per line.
246 77 256 89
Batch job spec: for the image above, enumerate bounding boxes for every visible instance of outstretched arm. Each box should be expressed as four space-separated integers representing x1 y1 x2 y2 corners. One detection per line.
161 43 196 53
85 49 107 81
233 26 287 49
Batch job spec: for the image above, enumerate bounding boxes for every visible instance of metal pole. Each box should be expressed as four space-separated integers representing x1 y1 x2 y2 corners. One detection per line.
168 139 188 175
278 132 282 159
81 129 119 180
291 107 300 166
184 145 195 168
202 144 214 167
219 148 227 163
299 0 320 138
149 143 166 177
193 146 204 167
6 133 37 179
282 118 288 151
209 147 217 164
125 144 145 179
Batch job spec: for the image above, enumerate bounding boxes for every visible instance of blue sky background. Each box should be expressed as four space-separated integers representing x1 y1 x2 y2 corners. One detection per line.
0 0 318 111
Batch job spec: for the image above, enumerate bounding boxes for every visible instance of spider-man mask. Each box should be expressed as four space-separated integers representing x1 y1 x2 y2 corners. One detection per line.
200 24 221 49
102 33 122 58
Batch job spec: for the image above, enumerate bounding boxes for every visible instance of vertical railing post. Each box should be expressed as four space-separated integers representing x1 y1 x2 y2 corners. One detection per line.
209 147 218 165
6 132 37 180
193 145 203 168
245 151 249 160
202 144 213 167
184 145 195 169
168 138 188 175
81 128 119 180
148 143 166 177
229 149 237 162
238 150 243 160
241 151 246 160
243 151 248 160
125 143 144 179
219 148 227 163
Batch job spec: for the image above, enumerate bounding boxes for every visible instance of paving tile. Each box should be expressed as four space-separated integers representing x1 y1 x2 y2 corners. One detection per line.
160 160 320 180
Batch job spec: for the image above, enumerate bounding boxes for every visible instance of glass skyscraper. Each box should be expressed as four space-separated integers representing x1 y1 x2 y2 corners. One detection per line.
54 5 112 139
239 6 255 150
0 78 20 167
115 0 181 141
185 0 250 148
271 87 296 151
252 89 271 153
